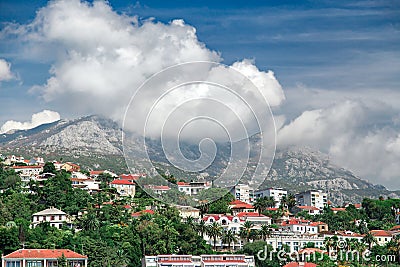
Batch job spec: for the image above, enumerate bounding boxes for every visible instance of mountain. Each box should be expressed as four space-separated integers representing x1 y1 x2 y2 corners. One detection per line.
1 115 399 205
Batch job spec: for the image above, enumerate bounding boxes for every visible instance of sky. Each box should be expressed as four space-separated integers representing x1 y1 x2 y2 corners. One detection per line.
0 0 399 189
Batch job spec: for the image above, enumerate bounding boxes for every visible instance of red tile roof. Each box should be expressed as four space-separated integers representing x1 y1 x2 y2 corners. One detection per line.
266 207 278 211
229 199 248 205
120 174 140 180
282 219 312 226
370 230 392 237
3 249 87 259
231 203 254 209
177 181 190 186
132 209 155 217
390 225 400 231
309 221 327 226
111 179 134 185
90 170 104 175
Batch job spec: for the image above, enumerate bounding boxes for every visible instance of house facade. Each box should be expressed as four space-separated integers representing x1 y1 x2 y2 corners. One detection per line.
31 207 69 229
2 249 87 267
142 255 255 267
177 181 211 196
110 179 135 197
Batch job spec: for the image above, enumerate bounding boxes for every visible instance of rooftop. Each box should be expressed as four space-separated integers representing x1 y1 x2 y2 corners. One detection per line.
3 249 87 259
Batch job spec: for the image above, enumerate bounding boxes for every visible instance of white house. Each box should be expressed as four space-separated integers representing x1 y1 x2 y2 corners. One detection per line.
71 178 100 193
177 181 211 196
110 179 135 197
12 165 43 178
370 230 393 246
144 185 171 195
176 206 201 219
281 219 319 235
254 188 287 207
236 212 272 227
2 249 87 267
31 207 70 229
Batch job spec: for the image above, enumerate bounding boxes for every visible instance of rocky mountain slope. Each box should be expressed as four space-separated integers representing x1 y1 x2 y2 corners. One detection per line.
1 115 398 205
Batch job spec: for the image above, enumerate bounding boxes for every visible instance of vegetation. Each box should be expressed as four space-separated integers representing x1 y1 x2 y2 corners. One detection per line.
0 164 212 267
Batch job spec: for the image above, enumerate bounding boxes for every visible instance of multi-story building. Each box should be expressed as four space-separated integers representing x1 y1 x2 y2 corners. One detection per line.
177 181 211 196
142 255 255 267
176 206 201 219
229 200 255 215
2 249 88 267
31 207 70 229
12 165 43 179
265 235 325 253
230 184 253 203
110 179 135 197
254 188 287 207
144 185 171 195
281 219 319 235
71 178 100 193
295 190 327 210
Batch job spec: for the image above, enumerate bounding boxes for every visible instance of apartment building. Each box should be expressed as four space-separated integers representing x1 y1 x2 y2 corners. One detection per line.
295 190 327 210
254 188 287 208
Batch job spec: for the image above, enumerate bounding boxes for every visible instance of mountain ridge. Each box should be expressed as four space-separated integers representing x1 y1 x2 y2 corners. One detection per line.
1 115 398 205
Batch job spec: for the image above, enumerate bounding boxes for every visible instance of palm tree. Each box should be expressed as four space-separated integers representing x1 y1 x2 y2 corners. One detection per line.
207 222 223 250
222 229 238 252
324 237 334 253
197 220 207 238
287 194 296 210
240 221 254 243
253 197 267 215
259 225 271 241
79 210 100 231
266 197 276 208
185 216 196 229
363 232 377 250
280 195 288 209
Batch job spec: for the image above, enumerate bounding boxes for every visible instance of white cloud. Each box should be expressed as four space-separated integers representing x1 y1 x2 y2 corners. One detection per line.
0 110 60 134
0 59 13 82
277 100 400 189
2 0 284 142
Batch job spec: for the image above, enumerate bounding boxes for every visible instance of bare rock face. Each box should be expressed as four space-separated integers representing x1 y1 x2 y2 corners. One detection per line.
41 120 120 154
1 115 398 205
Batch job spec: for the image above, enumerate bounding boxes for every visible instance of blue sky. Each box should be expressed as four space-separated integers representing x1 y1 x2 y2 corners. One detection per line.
0 0 400 189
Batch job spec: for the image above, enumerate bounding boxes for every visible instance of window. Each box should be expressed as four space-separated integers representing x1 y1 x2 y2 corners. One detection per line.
26 261 42 267
6 261 21 267
59 215 62 220
51 216 55 221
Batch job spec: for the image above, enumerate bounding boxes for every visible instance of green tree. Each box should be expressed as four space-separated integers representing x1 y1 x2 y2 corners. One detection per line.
206 222 223 250
222 229 237 251
43 162 56 174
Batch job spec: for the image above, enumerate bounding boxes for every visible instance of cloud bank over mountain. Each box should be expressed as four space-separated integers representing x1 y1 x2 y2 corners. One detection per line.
1 0 399 189
2 0 284 141
0 110 60 134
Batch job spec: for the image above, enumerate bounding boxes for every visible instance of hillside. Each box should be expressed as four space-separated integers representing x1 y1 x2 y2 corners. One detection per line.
1 115 399 205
